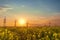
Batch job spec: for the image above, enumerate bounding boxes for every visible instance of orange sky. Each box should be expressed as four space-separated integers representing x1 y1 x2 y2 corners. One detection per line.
0 15 60 26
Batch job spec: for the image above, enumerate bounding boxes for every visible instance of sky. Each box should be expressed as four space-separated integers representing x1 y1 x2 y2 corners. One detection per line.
0 0 60 26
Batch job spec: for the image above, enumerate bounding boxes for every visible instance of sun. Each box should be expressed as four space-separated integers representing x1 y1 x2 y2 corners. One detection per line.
18 18 26 26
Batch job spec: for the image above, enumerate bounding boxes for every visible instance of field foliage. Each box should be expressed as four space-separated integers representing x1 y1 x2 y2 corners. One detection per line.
0 26 60 40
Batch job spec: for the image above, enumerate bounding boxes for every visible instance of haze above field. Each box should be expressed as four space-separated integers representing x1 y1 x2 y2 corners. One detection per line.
0 0 60 26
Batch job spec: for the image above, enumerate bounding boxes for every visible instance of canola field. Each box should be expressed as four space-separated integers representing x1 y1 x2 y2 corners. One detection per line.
0 26 60 40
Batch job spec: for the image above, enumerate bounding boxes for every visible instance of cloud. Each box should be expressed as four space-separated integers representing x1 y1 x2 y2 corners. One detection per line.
0 5 13 14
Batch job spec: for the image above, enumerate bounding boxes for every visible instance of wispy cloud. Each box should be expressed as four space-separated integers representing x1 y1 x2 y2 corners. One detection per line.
0 5 13 14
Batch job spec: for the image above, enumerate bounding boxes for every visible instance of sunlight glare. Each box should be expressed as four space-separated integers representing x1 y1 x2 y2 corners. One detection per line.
18 18 26 26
